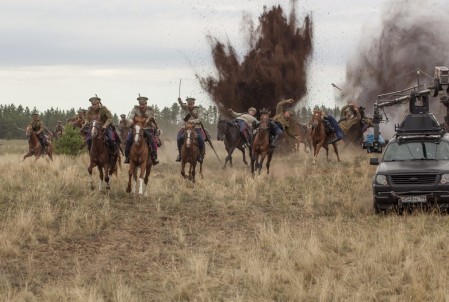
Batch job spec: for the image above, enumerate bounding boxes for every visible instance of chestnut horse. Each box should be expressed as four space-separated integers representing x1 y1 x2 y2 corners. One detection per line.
217 118 248 168
251 111 273 175
126 118 152 196
23 127 53 161
87 120 120 193
310 110 340 164
181 122 202 182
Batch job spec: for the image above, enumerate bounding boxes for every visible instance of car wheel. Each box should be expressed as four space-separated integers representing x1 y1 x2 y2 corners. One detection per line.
373 198 386 215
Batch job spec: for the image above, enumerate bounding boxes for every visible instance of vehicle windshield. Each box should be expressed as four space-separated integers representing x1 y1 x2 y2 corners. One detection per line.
383 140 449 161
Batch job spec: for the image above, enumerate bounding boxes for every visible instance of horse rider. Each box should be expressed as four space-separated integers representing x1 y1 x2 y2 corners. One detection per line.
118 114 132 141
338 104 362 135
270 99 300 149
28 110 49 153
176 97 205 163
67 108 87 128
54 120 64 138
227 107 258 148
86 95 117 155
322 110 344 144
124 95 159 165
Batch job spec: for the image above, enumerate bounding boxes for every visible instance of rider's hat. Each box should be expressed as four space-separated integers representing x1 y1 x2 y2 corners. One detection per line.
89 95 101 104
137 95 148 104
31 110 39 116
248 107 256 113
120 114 126 118
186 97 196 104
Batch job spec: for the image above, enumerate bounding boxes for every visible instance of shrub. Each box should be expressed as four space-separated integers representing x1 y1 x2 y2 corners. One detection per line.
54 125 87 155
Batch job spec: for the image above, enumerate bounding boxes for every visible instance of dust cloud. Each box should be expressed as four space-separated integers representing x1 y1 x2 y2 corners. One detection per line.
340 0 449 118
198 1 313 115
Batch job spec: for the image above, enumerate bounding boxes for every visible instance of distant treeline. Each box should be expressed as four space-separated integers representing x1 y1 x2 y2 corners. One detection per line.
0 103 341 139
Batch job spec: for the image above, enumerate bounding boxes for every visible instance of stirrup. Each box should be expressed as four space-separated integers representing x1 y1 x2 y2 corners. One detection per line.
176 155 181 162
152 157 159 165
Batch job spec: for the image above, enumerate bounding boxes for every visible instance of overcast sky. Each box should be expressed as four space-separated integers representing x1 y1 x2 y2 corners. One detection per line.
0 0 385 116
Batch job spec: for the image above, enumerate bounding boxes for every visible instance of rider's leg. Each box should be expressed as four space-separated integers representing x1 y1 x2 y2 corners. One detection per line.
195 128 205 163
124 131 133 164
238 120 250 147
270 123 283 149
145 130 159 165
176 129 184 162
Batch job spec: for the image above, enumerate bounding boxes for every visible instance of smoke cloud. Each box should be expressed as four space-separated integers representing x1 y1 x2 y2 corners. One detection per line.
341 0 449 119
198 1 313 115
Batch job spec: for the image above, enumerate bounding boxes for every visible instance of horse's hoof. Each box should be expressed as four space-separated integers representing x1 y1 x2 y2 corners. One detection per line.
126 188 131 193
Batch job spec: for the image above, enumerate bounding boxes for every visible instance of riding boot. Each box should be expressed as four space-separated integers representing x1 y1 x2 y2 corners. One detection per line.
270 134 280 149
176 139 182 162
242 132 250 148
151 151 159 166
198 147 205 163
328 132 339 144
124 139 133 164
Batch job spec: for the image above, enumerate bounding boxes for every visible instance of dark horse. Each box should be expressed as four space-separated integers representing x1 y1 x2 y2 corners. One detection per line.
87 120 120 194
217 119 249 168
23 126 53 161
126 117 152 196
181 122 202 182
310 110 340 164
251 110 273 175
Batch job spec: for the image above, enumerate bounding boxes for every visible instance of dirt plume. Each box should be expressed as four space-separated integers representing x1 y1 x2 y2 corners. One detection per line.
198 1 313 115
340 0 449 117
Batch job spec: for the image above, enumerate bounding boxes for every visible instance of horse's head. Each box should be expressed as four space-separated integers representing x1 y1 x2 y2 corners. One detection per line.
25 126 32 137
132 124 145 144
259 109 271 129
91 120 104 138
311 110 323 128
216 119 227 141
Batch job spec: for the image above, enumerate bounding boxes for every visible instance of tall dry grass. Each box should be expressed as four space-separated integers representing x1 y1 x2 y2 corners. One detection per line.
1 139 449 301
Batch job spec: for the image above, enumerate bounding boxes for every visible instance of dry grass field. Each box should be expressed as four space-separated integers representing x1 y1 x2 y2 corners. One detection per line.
1 139 449 301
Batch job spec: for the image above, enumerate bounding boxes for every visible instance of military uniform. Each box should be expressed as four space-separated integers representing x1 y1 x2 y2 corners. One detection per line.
338 105 361 135
176 97 205 162
124 96 159 165
67 109 87 129
118 115 132 141
54 122 64 138
229 108 258 147
29 111 48 152
270 99 297 148
85 96 117 153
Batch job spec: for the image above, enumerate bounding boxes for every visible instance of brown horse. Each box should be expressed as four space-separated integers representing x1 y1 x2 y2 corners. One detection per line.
251 111 273 175
126 118 152 196
23 127 53 161
87 120 120 193
310 110 340 164
181 122 202 182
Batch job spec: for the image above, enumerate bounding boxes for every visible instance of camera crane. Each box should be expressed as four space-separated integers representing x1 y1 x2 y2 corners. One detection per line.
367 66 449 153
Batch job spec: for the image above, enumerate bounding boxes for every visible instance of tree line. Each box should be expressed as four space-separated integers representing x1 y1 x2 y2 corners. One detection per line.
0 102 341 139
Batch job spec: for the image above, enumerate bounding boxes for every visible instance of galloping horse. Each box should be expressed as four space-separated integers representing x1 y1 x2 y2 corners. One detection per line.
251 110 273 175
181 121 202 182
310 110 340 164
126 117 152 196
217 118 248 168
23 127 53 161
87 120 120 193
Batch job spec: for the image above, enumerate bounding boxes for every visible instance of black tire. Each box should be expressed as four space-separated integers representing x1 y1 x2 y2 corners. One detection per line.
373 199 386 215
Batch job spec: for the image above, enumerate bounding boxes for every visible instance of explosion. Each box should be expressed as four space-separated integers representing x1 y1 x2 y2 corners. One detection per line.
198 1 313 115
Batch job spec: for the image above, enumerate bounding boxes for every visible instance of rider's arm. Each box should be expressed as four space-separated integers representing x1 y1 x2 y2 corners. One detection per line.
177 98 187 110
102 108 113 129
275 99 291 115
228 109 243 118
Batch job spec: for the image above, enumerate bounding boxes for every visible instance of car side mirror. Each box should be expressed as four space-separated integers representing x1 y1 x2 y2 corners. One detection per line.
369 157 379 165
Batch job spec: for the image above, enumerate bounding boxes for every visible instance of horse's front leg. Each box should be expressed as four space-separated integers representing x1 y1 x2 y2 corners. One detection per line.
132 164 138 194
88 163 96 190
181 161 187 179
313 143 323 164
258 153 266 175
191 163 196 183
22 152 33 161
104 163 111 191
223 144 231 169
126 163 134 193
332 142 341 162
143 163 152 197
325 145 330 162
138 163 146 196
238 146 248 165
